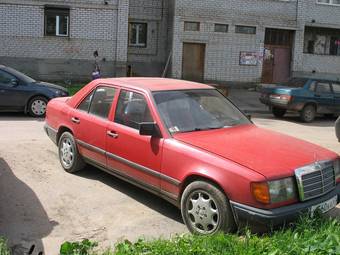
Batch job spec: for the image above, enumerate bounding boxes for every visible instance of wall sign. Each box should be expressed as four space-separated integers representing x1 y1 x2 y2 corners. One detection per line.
239 51 258 66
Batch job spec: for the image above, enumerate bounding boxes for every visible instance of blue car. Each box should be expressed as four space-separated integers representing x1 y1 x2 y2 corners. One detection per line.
0 65 69 117
260 78 340 122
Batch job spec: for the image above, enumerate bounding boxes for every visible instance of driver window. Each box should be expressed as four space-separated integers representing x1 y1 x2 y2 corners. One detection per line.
0 70 16 86
114 90 153 129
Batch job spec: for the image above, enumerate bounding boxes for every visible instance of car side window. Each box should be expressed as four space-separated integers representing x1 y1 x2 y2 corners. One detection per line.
0 70 16 86
114 90 153 129
88 87 116 119
315 82 331 94
332 83 340 94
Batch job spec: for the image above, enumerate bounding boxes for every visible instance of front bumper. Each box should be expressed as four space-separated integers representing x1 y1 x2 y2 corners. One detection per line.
230 184 340 226
44 123 58 145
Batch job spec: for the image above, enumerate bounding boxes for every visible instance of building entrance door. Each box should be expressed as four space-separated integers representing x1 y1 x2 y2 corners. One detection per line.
262 28 294 84
182 43 205 82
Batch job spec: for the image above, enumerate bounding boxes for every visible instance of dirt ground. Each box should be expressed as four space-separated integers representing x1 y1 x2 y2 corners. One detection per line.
0 112 339 254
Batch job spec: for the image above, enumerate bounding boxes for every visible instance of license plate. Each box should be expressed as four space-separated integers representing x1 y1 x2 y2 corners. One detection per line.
310 196 337 216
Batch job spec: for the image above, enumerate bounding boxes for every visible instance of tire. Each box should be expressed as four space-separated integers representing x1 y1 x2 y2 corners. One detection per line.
181 181 236 235
272 107 287 118
58 132 85 173
28 96 48 117
300 104 316 123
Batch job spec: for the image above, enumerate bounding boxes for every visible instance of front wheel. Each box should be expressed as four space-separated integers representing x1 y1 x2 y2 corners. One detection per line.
28 96 48 117
300 104 316 123
58 132 85 173
181 181 236 235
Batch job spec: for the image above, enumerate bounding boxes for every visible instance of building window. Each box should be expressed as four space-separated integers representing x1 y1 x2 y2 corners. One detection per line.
129 23 147 47
317 0 340 6
235 25 256 34
45 7 69 37
184 22 200 31
304 26 340 56
214 24 228 33
265 28 294 46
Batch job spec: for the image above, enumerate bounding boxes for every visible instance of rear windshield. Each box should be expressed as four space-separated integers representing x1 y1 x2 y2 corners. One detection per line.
281 78 308 88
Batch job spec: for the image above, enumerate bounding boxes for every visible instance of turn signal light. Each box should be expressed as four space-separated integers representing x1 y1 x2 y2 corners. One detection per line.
251 182 270 204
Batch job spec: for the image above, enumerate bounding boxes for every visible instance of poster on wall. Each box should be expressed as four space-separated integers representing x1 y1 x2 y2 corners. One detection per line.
239 52 258 66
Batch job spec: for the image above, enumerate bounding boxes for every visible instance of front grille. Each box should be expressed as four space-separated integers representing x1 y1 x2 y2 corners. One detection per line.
295 161 336 201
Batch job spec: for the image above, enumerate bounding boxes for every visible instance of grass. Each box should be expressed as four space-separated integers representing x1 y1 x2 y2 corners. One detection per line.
56 82 88 96
0 238 10 255
1 215 339 255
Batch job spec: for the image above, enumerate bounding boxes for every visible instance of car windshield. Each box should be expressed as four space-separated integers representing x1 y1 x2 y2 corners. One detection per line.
153 89 251 133
280 78 308 88
4 66 36 83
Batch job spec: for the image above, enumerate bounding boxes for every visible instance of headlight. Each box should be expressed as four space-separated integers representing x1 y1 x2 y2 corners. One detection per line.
268 177 296 203
334 159 340 183
251 177 297 204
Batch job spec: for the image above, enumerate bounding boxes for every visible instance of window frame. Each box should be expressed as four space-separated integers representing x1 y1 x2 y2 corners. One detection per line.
214 24 229 33
44 7 70 37
235 25 256 35
184 21 200 32
128 22 148 48
114 89 154 130
316 0 340 6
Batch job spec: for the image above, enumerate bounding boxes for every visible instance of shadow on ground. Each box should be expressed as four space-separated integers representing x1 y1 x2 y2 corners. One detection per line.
76 165 183 224
0 112 44 122
0 158 56 255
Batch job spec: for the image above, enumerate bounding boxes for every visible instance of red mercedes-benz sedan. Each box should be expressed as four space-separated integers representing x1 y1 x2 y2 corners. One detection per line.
45 78 340 234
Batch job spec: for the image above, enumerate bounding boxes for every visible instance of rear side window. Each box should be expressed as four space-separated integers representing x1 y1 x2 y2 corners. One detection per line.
114 90 153 129
78 91 94 112
315 82 331 94
332 83 340 94
77 86 116 119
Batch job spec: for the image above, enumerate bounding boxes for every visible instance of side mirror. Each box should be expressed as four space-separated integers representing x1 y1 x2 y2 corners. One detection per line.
247 114 252 120
11 79 19 86
139 122 162 138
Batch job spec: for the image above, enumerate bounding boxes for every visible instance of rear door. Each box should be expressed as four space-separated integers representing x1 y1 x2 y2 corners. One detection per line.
314 81 334 114
331 82 340 114
70 85 117 167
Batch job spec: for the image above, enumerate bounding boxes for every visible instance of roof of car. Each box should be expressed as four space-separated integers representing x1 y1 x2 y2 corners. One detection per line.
97 77 213 92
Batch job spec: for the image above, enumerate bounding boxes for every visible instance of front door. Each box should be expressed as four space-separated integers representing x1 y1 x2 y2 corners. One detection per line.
71 86 117 166
0 69 28 110
182 43 205 82
106 89 163 190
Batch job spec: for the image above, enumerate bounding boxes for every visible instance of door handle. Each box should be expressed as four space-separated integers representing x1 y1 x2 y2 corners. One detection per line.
71 117 80 124
107 130 119 138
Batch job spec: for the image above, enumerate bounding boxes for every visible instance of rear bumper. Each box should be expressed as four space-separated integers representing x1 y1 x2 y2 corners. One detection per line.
259 95 304 111
230 184 340 226
44 123 58 145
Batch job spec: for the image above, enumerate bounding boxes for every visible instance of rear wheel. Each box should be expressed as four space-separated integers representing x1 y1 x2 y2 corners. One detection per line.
300 104 316 123
28 96 48 117
272 107 287 118
58 132 85 173
181 181 236 235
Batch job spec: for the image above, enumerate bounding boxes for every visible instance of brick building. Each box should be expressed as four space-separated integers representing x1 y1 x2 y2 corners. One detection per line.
0 0 340 83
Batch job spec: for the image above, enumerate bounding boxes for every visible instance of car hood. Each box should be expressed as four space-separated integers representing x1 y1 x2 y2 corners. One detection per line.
173 124 337 179
34 81 67 92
